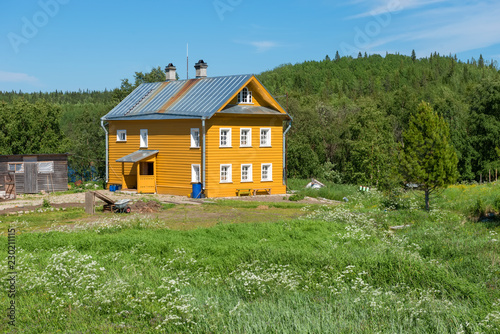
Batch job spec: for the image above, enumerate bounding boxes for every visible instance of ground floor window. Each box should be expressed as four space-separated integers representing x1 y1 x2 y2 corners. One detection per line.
261 163 272 181
220 164 232 183
241 164 252 182
8 163 24 173
192 164 200 183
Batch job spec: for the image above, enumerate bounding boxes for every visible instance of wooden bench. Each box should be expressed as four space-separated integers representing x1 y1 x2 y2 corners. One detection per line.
236 188 253 196
253 188 271 196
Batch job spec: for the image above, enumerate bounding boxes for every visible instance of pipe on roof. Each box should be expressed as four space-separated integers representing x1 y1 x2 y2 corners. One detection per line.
282 119 292 186
100 120 109 184
202 117 206 194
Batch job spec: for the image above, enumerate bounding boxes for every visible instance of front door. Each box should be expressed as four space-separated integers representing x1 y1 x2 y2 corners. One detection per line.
137 161 156 193
24 163 38 194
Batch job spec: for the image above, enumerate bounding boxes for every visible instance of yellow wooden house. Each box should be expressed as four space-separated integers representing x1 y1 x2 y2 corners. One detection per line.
101 60 292 198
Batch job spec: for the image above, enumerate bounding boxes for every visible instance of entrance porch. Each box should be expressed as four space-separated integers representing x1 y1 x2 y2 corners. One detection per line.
116 150 158 194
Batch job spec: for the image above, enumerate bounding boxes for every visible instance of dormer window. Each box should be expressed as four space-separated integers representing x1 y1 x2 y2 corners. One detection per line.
237 87 252 104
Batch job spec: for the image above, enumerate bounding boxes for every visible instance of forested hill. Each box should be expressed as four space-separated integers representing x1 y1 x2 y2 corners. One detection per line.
258 53 500 186
0 53 499 186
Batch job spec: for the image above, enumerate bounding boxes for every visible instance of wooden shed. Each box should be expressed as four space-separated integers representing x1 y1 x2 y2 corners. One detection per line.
0 154 69 194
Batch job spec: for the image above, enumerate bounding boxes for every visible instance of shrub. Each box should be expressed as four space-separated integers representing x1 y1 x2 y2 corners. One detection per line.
381 188 415 210
289 193 305 201
494 196 500 212
469 198 486 218
42 198 51 208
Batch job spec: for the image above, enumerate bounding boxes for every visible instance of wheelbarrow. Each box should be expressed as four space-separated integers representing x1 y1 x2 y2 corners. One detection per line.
113 199 132 213
93 191 132 213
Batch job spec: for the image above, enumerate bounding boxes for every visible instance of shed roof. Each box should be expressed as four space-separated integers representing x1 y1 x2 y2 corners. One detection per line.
116 150 159 163
103 74 267 121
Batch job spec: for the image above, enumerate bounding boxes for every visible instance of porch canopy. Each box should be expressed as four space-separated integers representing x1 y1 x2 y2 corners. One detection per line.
116 150 159 163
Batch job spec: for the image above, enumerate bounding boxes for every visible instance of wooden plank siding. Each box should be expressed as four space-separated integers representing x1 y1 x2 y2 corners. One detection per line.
225 79 285 112
107 115 287 198
0 154 68 194
204 114 286 198
108 120 202 196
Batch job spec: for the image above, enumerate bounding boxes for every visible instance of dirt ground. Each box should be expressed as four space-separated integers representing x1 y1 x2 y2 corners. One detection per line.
0 190 339 215
0 191 340 232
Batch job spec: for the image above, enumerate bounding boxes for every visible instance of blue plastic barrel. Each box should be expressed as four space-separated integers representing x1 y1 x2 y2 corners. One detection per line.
110 185 116 192
192 183 202 199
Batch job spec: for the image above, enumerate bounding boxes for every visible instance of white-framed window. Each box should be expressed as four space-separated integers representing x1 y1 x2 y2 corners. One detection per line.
8 163 24 173
38 161 54 174
220 164 232 183
220 128 232 147
117 130 127 142
237 87 252 104
261 163 272 181
241 164 253 182
240 128 252 147
191 128 200 148
260 128 271 147
140 129 148 148
191 164 200 183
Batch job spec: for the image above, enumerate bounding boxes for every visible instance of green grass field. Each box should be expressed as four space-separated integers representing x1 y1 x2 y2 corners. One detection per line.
0 182 499 333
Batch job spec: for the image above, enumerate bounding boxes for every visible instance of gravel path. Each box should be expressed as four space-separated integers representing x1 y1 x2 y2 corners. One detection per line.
0 190 194 212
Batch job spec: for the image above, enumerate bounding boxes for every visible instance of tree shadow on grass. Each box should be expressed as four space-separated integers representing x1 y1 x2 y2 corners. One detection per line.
478 213 500 228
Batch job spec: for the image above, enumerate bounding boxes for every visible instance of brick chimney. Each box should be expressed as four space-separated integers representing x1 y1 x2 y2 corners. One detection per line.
194 60 208 78
165 63 177 81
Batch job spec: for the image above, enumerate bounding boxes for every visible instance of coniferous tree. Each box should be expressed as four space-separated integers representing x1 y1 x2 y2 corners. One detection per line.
335 51 340 62
411 49 416 62
400 102 458 210
478 54 485 68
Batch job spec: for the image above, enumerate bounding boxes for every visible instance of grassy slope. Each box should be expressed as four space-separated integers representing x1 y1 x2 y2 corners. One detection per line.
0 184 499 333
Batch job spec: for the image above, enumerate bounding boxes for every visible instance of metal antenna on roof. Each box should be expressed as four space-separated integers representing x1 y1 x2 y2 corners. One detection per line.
186 43 189 80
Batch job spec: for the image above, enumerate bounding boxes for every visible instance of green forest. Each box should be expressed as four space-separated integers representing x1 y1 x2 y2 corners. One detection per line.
1 53 499 187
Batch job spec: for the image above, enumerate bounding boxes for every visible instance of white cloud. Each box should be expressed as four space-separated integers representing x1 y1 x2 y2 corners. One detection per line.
345 1 500 57
0 71 39 84
349 0 449 19
400 2 500 55
235 40 282 53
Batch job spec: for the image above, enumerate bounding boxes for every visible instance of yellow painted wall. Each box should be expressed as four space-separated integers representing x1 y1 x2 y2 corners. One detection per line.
108 120 202 196
204 114 287 197
108 114 287 198
222 78 287 114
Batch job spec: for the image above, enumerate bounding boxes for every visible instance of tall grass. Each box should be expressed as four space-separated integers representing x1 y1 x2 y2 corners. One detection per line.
0 181 498 332
287 178 359 201
1 184 499 333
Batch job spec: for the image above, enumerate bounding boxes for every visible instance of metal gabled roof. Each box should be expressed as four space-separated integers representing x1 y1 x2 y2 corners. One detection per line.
102 74 253 121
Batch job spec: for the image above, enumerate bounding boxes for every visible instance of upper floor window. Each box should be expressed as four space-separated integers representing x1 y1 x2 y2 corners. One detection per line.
260 128 271 147
240 128 251 147
191 128 200 148
220 128 232 147
237 87 252 104
117 130 127 142
140 129 148 148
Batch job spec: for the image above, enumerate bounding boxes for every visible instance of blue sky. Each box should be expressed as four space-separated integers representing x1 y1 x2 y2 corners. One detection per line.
1 0 499 93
